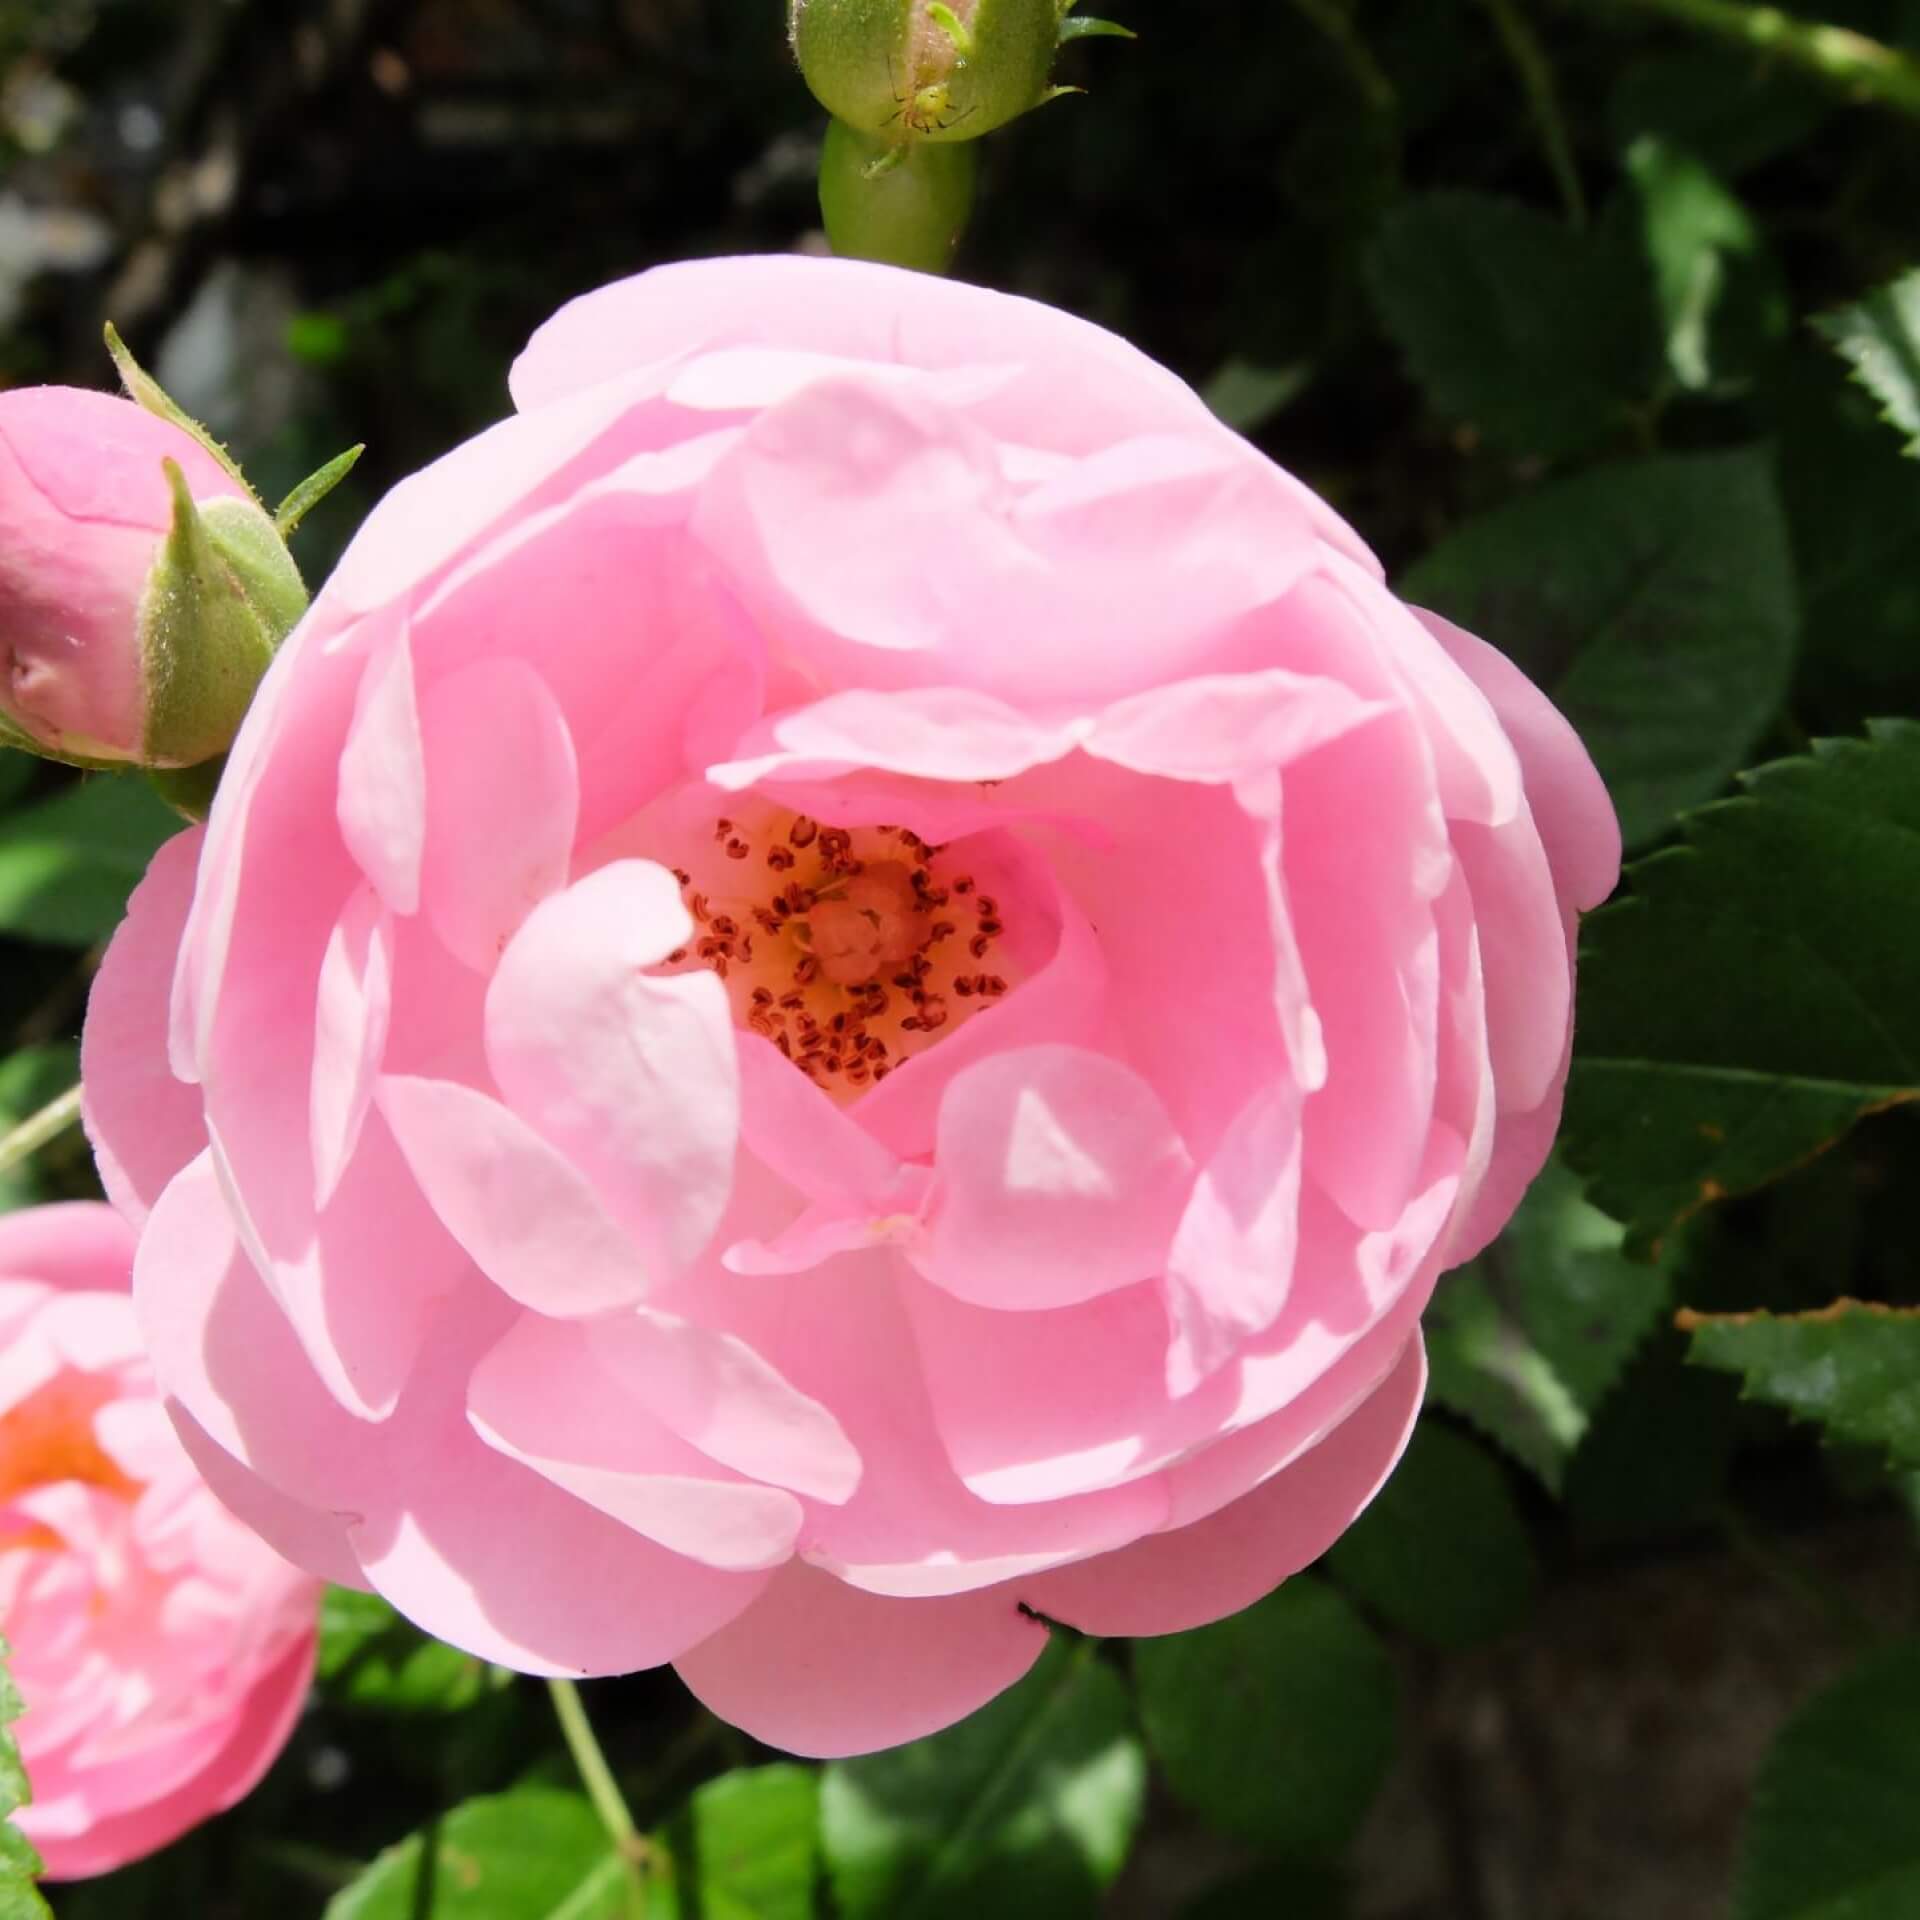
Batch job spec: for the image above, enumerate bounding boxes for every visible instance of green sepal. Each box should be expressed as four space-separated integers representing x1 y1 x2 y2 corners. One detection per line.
926 2 975 55
1058 14 1133 39
103 323 257 502
146 754 227 823
138 464 304 768
276 444 366 539
819 117 978 274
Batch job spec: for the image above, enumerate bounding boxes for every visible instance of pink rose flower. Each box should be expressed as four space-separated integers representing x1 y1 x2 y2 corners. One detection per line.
0 388 247 762
0 1203 318 1880
83 256 1618 1757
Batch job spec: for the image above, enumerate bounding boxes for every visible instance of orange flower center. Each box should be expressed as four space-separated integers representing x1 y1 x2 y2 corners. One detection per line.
660 808 1016 1101
0 1374 139 1551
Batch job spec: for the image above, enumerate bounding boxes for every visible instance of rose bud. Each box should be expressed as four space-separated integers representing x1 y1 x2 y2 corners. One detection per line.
0 385 306 775
791 0 1127 147
86 256 1619 1759
0 1203 319 1880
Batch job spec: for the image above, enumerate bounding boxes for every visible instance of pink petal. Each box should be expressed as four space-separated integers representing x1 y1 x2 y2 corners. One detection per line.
735 1034 906 1209
0 1203 134 1293
1417 608 1621 912
921 1045 1194 1311
485 861 738 1274
468 1316 805 1571
168 1403 365 1588
376 1074 651 1317
1087 669 1388 783
309 885 393 1208
419 658 580 972
1021 1338 1425 1637
81 826 210 1228
510 255 1208 451
583 1307 860 1504
335 618 425 916
708 686 1085 791
672 1559 1045 1758
1163 1077 1303 1394
349 1280 769 1677
210 1104 467 1420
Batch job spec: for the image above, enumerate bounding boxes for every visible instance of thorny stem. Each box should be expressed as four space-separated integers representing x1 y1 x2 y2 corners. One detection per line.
1587 0 1920 120
547 1679 653 1916
0 1084 84 1182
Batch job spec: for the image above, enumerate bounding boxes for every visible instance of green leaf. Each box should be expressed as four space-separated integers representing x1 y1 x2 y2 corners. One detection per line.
0 753 31 812
652 1766 820 1920
1325 1421 1538 1644
1735 1640 1920 1920
323 1787 631 1920
1424 1159 1672 1488
1403 447 1797 847
1627 137 1785 393
0 1046 82 1210
0 1638 49 1919
1563 723 1920 1247
1608 49 1829 179
316 1588 499 1715
1200 356 1311 435
1134 1580 1395 1861
1058 15 1134 40
1814 269 1920 457
1683 1302 1920 1470
0 775 180 947
1366 190 1658 459
821 1638 1143 1920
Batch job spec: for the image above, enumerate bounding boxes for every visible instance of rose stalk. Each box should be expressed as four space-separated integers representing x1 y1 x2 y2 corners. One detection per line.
793 0 1133 271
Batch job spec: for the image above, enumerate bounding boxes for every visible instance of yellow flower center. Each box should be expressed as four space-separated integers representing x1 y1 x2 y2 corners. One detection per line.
661 808 1014 1100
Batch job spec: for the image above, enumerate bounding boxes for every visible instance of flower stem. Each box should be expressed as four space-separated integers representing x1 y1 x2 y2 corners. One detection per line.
547 1679 650 1916
1591 0 1920 120
0 1084 84 1181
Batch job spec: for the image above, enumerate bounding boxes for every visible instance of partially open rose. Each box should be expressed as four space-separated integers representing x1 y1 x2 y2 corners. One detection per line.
83 256 1618 1756
0 1204 317 1879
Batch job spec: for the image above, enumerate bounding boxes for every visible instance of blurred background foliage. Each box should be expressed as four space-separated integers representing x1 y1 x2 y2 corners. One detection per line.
7 2 1920 1916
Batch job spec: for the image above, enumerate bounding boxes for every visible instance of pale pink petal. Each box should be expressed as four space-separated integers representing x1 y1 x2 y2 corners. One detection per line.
335 619 425 915
485 861 737 1273
582 1307 861 1504
1418 608 1621 910
24 1637 314 1882
921 1045 1193 1311
1163 1077 1303 1394
707 686 1085 791
735 1035 907 1209
309 885 393 1208
419 658 579 972
376 1074 652 1316
1021 1339 1425 1637
510 255 1209 451
468 1317 804 1571
673 1559 1045 1758
81 827 209 1227
0 1204 133 1293
1087 669 1388 783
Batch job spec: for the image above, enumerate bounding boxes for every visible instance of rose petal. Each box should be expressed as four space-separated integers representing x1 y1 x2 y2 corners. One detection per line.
485 861 737 1274
419 658 580 972
673 1559 1045 1758
921 1045 1194 1311
309 885 393 1208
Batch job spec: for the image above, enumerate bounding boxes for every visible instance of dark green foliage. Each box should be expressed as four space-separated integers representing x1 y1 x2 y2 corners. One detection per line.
821 1640 1143 1920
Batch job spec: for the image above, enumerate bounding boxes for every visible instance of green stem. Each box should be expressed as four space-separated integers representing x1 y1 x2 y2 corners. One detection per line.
1285 0 1397 114
547 1680 649 1916
1481 0 1588 225
0 1085 83 1181
1590 0 1920 120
